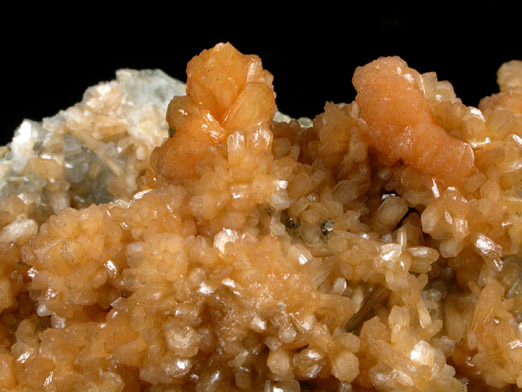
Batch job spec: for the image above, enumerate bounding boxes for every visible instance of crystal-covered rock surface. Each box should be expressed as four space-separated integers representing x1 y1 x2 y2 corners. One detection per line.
0 69 186 221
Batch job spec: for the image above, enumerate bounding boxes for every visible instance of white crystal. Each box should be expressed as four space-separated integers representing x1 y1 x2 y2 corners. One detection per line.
0 215 38 244
213 228 239 254
10 120 36 172
1 69 187 221
409 340 435 367
288 243 313 265
270 190 290 210
473 233 503 259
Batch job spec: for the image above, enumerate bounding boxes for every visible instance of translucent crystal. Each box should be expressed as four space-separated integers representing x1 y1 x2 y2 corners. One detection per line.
1 43 521 392
1 69 186 219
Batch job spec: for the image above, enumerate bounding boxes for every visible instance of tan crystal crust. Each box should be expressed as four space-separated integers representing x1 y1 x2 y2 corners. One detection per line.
1 42 522 391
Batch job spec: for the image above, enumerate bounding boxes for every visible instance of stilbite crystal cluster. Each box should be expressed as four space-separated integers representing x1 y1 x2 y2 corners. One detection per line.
1 43 522 391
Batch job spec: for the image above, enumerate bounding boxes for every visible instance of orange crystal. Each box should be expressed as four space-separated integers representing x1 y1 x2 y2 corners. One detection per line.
152 42 277 182
0 44 521 392
353 56 475 186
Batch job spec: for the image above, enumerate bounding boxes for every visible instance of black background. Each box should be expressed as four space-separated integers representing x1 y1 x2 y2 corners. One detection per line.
1 6 519 146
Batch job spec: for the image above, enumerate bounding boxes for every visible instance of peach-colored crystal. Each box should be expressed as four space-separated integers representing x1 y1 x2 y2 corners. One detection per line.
353 56 475 186
152 42 277 182
0 43 521 391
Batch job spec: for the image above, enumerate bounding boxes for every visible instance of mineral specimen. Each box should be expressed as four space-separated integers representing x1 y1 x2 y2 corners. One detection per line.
0 43 521 391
